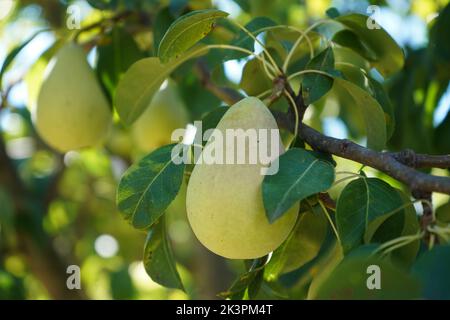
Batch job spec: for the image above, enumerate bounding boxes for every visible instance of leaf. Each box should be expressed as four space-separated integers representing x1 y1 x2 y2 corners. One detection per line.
262 148 335 223
158 9 228 63
226 17 277 60
336 63 395 140
200 107 228 145
143 217 184 290
96 26 145 99
334 77 387 150
239 58 272 96
265 209 327 279
87 0 118 10
0 29 49 89
412 245 450 299
333 13 404 77
302 47 335 105
115 46 207 124
315 247 421 299
153 7 176 53
218 257 268 300
116 144 185 229
336 178 404 254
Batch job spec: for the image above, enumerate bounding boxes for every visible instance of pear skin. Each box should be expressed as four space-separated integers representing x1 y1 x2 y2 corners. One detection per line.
186 97 298 259
35 43 111 152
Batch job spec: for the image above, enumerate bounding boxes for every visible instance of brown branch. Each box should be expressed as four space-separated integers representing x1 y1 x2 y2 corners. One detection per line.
74 10 134 41
278 111 450 194
195 68 450 195
195 60 243 105
389 150 450 169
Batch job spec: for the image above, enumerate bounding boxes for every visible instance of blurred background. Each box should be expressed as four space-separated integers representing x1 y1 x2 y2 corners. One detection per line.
0 0 449 299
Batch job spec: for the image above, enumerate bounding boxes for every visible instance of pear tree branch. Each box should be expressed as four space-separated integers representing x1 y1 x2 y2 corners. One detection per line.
195 67 450 196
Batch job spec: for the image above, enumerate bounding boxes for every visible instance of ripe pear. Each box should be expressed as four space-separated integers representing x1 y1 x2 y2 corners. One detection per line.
186 97 298 259
131 83 189 152
35 43 111 152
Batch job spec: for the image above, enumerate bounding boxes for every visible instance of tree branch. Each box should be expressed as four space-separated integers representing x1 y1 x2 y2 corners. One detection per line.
195 67 450 195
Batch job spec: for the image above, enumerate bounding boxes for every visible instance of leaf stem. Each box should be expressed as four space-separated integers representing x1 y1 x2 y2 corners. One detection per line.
201 44 278 79
283 19 334 72
228 19 281 75
284 89 299 149
318 199 341 244
288 69 335 81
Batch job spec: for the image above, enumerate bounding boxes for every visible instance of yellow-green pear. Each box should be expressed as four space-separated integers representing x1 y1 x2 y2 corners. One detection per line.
131 83 189 152
186 97 298 259
35 43 111 152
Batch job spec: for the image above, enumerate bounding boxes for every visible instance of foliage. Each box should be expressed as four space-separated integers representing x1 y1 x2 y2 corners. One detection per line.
0 0 449 300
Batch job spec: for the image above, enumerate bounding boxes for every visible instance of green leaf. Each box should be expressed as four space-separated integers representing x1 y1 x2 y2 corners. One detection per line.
333 13 404 77
315 247 421 299
158 9 228 63
115 46 207 124
97 27 145 99
0 29 49 90
336 178 403 254
143 217 184 290
218 257 268 300
336 63 395 140
117 144 185 229
333 46 370 71
412 245 450 299
265 209 327 279
239 58 272 96
87 0 118 10
153 7 176 54
436 202 450 224
302 47 335 105
262 148 335 223
334 77 387 150
226 17 277 60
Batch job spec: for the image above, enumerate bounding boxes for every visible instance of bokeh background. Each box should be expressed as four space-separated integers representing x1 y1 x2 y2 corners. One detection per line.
0 0 449 299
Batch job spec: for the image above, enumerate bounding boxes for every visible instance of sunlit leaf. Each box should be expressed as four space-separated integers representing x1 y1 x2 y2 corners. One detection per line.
158 9 228 63
115 46 207 124
334 77 387 150
239 58 272 96
333 13 404 77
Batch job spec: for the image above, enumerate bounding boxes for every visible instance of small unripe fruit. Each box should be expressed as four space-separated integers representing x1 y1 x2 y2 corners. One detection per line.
131 83 189 152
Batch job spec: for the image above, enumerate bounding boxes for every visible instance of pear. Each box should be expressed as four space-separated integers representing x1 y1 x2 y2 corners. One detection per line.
131 82 189 152
186 97 298 259
35 43 111 152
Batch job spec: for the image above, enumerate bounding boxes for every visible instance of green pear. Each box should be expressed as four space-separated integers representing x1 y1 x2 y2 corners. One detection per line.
35 43 111 152
186 97 298 259
131 82 189 152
